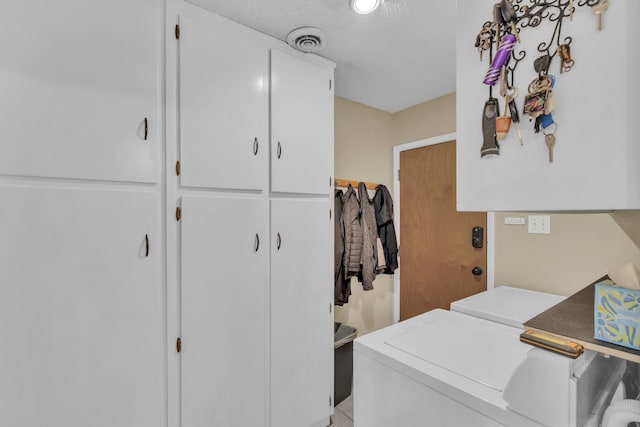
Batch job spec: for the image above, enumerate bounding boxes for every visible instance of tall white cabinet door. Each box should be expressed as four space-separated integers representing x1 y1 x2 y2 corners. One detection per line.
0 186 163 427
271 199 333 427
181 196 269 426
178 13 269 191
0 1 160 183
271 50 333 195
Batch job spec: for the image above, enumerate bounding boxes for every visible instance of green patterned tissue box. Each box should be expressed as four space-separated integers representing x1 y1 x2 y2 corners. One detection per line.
595 282 640 351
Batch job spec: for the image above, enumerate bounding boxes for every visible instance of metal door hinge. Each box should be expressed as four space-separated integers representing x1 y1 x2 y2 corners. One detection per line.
329 79 332 90
329 395 332 406
175 160 181 176
176 337 182 353
397 169 400 181
329 303 332 313
175 24 180 39
176 206 181 221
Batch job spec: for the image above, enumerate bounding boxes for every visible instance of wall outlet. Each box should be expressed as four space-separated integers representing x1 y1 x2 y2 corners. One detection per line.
528 215 551 234
504 216 526 225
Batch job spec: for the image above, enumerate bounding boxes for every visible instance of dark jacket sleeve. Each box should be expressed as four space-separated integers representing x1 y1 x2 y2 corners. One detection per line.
373 185 398 273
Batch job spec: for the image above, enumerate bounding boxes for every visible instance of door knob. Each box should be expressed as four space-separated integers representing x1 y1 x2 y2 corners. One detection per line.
472 266 483 276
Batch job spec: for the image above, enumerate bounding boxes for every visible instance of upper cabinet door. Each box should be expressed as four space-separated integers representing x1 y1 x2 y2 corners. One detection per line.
0 185 163 427
0 0 160 183
456 0 640 211
271 50 334 195
178 13 269 191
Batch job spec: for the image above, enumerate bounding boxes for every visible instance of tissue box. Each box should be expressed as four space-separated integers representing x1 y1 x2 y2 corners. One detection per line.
594 282 640 351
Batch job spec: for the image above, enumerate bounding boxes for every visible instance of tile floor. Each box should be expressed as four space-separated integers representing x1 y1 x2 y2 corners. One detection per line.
330 394 353 427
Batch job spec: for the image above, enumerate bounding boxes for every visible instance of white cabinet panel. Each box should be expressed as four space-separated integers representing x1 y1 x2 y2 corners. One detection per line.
0 0 160 183
271 199 333 427
0 185 163 427
456 0 640 211
178 13 268 191
271 50 333 195
181 196 269 427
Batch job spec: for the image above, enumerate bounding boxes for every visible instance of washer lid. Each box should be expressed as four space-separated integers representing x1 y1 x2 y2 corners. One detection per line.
450 286 565 328
385 314 530 391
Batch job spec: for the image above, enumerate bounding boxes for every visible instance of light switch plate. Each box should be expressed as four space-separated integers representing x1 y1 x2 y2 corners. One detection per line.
528 215 551 234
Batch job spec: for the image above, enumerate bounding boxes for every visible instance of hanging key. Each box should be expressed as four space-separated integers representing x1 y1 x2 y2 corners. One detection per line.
508 94 524 145
493 3 505 50
545 133 556 163
500 0 520 43
592 0 609 31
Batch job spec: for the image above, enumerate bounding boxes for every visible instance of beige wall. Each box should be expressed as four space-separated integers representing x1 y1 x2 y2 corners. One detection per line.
334 93 457 335
495 213 640 296
334 97 394 336
335 93 640 335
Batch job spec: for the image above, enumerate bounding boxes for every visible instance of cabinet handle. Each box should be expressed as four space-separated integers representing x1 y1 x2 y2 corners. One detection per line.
144 117 148 141
277 141 282 159
253 137 259 156
145 234 149 257
276 232 281 250
254 234 260 252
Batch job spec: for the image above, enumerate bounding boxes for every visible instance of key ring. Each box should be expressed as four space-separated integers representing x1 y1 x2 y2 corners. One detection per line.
542 121 558 135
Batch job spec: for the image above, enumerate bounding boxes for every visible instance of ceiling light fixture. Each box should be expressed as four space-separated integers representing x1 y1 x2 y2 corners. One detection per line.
350 0 381 14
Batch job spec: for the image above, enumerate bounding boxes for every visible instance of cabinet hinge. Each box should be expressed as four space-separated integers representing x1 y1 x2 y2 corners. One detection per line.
176 206 182 221
176 337 182 353
175 160 181 176
175 24 180 40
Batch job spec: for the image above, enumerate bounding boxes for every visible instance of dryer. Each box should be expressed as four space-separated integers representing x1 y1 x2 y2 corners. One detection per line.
354 288 625 427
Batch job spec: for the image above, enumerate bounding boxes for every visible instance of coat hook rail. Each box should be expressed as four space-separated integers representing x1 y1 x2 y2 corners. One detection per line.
334 178 379 190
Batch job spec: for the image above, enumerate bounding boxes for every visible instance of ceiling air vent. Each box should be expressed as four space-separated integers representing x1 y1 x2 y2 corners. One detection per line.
286 27 327 53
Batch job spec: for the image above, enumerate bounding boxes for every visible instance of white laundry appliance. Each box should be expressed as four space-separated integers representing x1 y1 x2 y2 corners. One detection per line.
354 286 626 427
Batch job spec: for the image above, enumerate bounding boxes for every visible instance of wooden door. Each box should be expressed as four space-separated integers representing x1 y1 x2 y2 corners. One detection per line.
181 195 269 427
399 141 486 320
271 50 333 195
271 199 332 427
178 12 268 191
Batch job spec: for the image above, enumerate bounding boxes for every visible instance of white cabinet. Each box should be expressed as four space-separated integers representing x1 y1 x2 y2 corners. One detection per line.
271 199 333 427
178 13 269 191
0 185 163 427
0 0 160 183
456 0 640 211
271 49 334 195
167 4 334 427
181 196 269 426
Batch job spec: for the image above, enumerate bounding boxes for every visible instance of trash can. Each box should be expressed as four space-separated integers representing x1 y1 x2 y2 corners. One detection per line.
334 322 358 406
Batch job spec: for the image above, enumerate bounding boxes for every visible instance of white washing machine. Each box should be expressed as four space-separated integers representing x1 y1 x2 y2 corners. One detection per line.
450 286 565 328
354 287 625 427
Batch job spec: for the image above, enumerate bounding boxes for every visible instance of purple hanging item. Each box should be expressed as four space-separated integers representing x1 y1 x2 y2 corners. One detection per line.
483 34 517 86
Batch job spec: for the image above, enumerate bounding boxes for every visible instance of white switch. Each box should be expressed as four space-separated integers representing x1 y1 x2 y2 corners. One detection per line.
504 217 525 225
528 215 551 234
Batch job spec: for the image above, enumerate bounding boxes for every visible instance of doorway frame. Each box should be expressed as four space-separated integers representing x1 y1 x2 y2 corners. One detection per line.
392 132 495 323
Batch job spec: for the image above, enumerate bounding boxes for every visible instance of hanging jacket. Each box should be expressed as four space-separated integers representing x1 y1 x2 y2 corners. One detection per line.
373 184 399 274
341 185 363 280
334 189 351 305
358 182 378 291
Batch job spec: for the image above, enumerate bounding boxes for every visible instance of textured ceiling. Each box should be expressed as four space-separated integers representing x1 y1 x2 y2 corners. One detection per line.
185 0 456 113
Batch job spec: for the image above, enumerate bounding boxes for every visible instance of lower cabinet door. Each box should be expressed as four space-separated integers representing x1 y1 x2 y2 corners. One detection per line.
271 199 333 427
181 195 269 427
0 185 163 427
